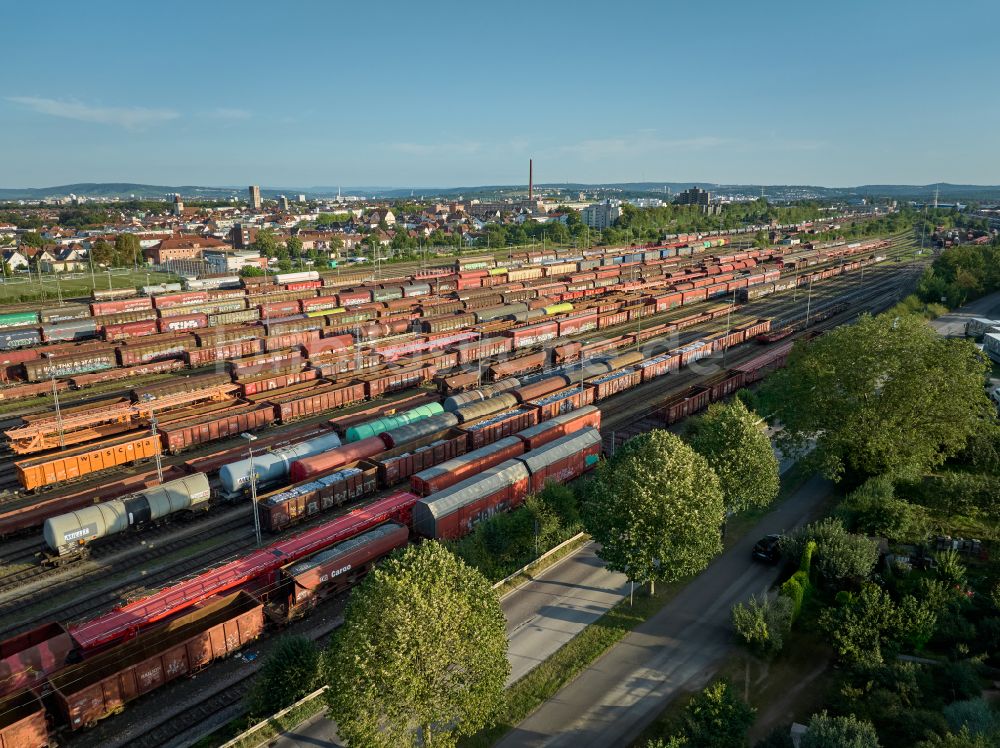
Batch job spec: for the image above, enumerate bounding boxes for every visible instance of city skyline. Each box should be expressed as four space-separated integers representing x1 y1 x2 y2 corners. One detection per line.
4 0 999 188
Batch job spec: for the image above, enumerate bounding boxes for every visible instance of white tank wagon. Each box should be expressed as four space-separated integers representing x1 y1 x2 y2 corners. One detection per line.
218 432 343 497
42 473 211 560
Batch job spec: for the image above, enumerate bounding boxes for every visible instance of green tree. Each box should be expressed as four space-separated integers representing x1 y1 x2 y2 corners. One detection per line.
90 239 115 266
240 265 264 277
247 635 319 719
917 727 998 748
646 738 688 748
689 399 780 514
783 518 878 588
20 231 44 248
114 233 141 267
323 542 508 747
679 680 755 748
731 594 793 658
582 430 724 593
839 476 920 540
759 312 995 481
934 549 967 590
801 711 880 748
286 236 304 267
250 227 279 257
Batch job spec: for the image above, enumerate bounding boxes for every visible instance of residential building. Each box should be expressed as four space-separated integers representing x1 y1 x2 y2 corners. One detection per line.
581 199 622 230
674 186 711 207
145 234 229 264
172 194 184 216
249 185 262 211
202 249 266 274
1 250 29 271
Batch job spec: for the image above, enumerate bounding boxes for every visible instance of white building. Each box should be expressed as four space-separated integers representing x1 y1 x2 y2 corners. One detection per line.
581 199 622 230
984 332 1000 363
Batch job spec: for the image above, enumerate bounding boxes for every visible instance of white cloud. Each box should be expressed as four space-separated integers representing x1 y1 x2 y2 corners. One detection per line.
207 107 251 120
7 96 179 129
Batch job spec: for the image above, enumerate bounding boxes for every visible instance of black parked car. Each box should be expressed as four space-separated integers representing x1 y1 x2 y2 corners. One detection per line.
752 534 783 564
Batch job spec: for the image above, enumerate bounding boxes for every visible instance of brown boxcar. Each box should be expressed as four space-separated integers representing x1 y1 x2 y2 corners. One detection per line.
117 336 195 366
525 385 596 421
228 350 303 378
257 380 366 422
410 436 524 497
370 428 468 486
257 461 378 531
237 368 318 397
263 329 321 353
159 404 275 453
184 338 264 368
584 368 642 401
661 385 712 424
459 408 539 450
514 405 602 451
0 690 48 748
15 433 161 491
157 313 208 334
51 591 264 730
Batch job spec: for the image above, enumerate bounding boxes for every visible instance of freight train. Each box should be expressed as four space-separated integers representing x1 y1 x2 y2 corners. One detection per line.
0 421 604 742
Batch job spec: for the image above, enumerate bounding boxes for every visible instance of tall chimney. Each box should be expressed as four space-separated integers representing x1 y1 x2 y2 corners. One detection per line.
529 159 533 201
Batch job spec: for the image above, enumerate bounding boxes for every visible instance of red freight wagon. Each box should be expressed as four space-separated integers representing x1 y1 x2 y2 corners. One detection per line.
282 522 410 617
452 336 513 364
412 461 530 539
152 291 210 309
371 429 468 486
488 351 546 380
300 295 341 313
228 350 303 378
552 341 581 365
117 336 194 366
51 592 264 730
184 338 264 367
264 329 321 352
557 312 599 337
102 319 158 342
257 462 378 531
336 290 372 307
514 405 602 451
263 380 367 422
90 297 154 316
0 690 48 747
160 404 275 453
302 333 354 358
504 321 558 349
285 280 322 291
460 408 539 450
637 351 682 381
358 364 431 398
158 313 209 334
0 621 74 698
680 288 707 304
0 348 40 383
585 368 641 400
238 368 318 397
525 385 595 421
661 385 712 424
410 436 525 496
519 427 601 492
597 310 629 329
259 300 301 318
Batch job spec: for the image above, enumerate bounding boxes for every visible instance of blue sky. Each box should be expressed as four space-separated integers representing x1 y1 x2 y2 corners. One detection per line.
4 0 998 188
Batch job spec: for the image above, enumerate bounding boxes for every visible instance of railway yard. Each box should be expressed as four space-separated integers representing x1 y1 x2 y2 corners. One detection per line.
0 228 925 748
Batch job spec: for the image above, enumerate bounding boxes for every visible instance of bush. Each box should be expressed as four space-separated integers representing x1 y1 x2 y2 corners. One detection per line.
840 476 919 541
781 571 810 623
679 680 755 748
247 635 319 719
731 594 793 658
930 661 983 705
942 698 999 736
801 711 880 748
783 517 878 589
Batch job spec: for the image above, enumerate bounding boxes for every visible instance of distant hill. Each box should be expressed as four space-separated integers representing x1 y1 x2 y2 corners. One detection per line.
1 181 998 202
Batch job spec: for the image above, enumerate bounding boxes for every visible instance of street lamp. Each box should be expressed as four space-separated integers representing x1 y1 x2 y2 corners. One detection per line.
241 432 262 547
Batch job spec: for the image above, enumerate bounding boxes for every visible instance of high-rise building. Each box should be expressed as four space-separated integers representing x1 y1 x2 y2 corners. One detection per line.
581 199 622 230
248 185 262 211
278 195 289 211
172 193 184 216
674 186 711 207
297 194 307 203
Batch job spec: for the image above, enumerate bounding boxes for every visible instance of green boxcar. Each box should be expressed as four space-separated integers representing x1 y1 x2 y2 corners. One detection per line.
0 311 40 329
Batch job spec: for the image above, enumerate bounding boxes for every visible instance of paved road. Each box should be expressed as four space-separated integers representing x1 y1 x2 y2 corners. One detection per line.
496 473 833 748
929 289 1000 338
